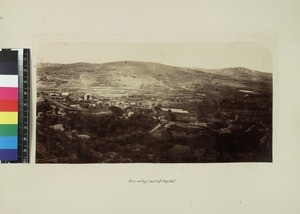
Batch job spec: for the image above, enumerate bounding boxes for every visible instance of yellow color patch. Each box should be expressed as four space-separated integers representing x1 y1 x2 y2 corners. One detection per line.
0 112 18 124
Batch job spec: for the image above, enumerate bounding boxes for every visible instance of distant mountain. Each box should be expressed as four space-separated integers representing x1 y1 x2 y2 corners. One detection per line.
37 61 272 93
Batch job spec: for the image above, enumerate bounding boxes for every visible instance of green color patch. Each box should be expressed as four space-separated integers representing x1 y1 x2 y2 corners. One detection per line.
0 124 18 136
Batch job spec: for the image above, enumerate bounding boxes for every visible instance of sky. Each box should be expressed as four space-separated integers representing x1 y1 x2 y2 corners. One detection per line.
37 43 273 73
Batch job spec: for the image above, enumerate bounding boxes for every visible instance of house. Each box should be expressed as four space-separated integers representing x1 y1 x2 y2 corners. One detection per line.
83 93 92 101
161 108 189 114
50 92 60 97
62 92 70 102
62 92 70 96
70 104 80 108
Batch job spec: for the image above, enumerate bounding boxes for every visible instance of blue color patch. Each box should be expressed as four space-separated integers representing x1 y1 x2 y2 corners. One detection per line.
0 136 17 149
0 149 17 160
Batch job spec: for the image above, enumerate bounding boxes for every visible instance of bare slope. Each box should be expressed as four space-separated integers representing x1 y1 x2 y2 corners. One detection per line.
37 61 272 93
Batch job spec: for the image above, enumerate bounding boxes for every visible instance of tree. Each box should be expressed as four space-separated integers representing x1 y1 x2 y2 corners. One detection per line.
109 106 123 116
154 104 162 120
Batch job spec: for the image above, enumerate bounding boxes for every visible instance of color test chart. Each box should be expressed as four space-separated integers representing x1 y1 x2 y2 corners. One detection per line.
0 49 30 163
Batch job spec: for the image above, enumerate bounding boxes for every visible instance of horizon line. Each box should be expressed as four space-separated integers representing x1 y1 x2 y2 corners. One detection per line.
37 60 271 74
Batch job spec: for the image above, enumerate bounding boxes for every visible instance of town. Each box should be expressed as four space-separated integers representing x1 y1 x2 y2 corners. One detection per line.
36 86 272 163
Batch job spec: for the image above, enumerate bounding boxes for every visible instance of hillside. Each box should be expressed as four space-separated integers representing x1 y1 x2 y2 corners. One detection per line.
37 61 272 93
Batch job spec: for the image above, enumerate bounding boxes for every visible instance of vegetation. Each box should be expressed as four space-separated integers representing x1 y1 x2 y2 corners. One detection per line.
36 99 272 163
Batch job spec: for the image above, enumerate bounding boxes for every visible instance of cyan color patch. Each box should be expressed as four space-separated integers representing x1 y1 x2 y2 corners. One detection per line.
0 136 17 149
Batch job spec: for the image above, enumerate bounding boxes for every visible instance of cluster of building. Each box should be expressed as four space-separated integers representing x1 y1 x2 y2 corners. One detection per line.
39 90 208 121
38 91 205 112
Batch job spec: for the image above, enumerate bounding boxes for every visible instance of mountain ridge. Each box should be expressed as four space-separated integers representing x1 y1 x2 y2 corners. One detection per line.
38 61 271 74
37 61 272 93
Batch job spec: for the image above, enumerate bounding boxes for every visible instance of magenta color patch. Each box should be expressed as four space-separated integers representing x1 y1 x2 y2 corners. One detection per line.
0 87 18 100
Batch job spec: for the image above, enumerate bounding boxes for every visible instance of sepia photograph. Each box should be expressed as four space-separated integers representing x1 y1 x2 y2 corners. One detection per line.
3 0 300 213
36 43 272 163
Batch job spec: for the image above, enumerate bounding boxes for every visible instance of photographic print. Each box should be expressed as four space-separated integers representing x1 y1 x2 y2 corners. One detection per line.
36 43 272 163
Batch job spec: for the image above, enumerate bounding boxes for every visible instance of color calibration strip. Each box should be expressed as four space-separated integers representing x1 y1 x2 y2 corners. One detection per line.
0 49 30 163
0 50 18 161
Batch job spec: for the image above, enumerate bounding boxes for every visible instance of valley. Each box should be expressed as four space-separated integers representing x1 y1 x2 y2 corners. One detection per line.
36 61 272 163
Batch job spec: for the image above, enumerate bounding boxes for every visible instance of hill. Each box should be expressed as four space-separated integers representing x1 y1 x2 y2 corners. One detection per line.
37 61 272 94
